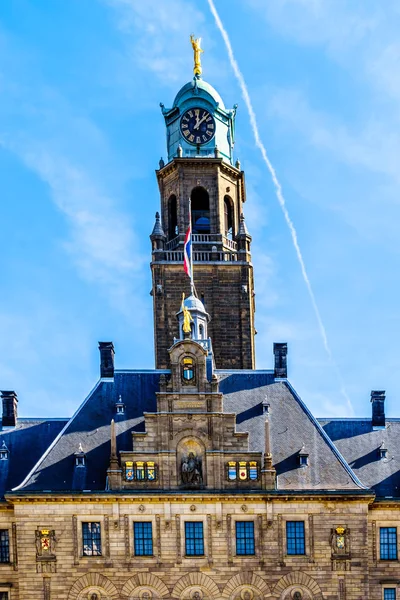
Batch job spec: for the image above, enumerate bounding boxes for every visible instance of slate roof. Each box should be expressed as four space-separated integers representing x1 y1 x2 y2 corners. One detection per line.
11 370 367 495
0 418 67 497
319 418 400 498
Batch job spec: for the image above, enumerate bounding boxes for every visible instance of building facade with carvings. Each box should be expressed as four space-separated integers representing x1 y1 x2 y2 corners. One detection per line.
0 55 399 600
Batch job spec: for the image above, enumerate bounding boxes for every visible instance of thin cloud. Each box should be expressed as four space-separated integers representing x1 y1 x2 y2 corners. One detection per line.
207 0 353 414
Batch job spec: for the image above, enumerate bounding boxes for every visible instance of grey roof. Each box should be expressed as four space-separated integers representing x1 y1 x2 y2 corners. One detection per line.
13 371 366 494
219 374 365 492
0 418 67 497
319 418 400 498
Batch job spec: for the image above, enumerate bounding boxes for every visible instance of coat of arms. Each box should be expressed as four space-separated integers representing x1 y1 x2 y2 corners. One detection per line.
35 529 57 558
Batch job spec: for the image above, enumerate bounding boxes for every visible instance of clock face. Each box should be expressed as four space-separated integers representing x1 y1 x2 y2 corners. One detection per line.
180 108 215 145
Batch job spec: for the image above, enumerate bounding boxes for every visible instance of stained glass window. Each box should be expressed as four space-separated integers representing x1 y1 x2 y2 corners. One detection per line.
380 527 397 560
125 461 134 481
236 521 255 555
238 461 247 480
286 521 305 555
147 462 156 481
133 522 153 556
249 461 258 481
82 522 101 556
228 462 237 481
136 462 145 480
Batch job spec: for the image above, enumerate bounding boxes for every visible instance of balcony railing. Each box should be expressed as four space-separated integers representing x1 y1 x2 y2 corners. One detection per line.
165 234 237 252
164 250 238 262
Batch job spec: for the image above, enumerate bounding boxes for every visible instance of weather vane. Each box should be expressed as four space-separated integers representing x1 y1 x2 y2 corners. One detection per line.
190 34 203 77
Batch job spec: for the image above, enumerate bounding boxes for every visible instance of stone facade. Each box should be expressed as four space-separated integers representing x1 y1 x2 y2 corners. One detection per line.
2 496 400 599
151 158 255 371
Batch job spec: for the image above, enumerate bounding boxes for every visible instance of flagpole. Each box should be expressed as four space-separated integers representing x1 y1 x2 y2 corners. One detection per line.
189 197 194 296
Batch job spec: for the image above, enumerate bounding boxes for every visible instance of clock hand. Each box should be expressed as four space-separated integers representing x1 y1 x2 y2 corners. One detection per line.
194 114 208 130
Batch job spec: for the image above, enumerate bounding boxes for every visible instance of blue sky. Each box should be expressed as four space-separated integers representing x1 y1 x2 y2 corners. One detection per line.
0 0 399 419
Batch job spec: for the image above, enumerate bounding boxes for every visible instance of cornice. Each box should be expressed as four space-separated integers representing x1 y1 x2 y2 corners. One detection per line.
5 490 374 504
156 158 242 181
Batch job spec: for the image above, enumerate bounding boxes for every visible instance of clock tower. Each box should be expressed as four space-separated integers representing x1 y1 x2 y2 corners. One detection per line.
151 38 255 370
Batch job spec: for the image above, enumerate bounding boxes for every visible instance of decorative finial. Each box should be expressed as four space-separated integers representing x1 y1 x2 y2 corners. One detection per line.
159 157 165 169
177 144 183 158
238 213 249 235
78 443 84 453
190 35 203 77
235 158 241 170
151 212 165 237
214 146 219 158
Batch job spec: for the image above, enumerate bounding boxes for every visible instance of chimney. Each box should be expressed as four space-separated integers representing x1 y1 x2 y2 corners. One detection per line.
1 391 18 427
274 343 288 378
98 342 115 379
371 390 385 427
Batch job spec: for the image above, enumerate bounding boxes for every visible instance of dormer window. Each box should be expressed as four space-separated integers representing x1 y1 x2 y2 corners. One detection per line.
298 452 309 467
115 395 125 415
74 443 86 467
379 445 388 459
182 357 195 384
0 441 9 461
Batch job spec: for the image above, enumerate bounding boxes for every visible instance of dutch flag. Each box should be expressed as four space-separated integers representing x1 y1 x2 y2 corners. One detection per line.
183 221 192 279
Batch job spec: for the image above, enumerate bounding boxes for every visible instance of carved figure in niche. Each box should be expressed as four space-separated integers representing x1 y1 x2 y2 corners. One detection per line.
241 590 253 600
90 594 99 600
140 591 152 600
191 591 202 600
182 452 202 485
293 593 302 600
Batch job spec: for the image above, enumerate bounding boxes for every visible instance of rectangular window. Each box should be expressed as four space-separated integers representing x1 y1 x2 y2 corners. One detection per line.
0 593 8 600
380 527 398 560
384 590 396 600
236 521 255 555
286 521 305 555
82 522 102 556
133 522 153 556
185 521 204 556
0 530 9 563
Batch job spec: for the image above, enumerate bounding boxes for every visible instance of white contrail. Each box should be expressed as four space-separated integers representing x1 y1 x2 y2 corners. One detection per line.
207 0 353 414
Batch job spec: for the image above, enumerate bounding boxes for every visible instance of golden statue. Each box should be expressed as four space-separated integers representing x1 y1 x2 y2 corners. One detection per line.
190 34 203 77
181 293 194 334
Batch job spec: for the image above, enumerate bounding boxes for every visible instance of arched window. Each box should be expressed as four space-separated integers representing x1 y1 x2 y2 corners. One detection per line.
191 187 210 234
224 195 234 239
168 195 178 239
199 324 204 339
